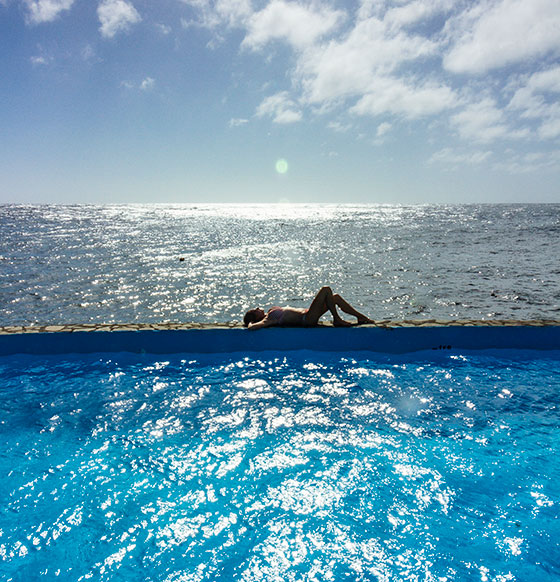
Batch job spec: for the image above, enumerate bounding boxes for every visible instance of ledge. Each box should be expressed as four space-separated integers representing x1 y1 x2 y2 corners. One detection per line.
1 320 560 356
1 319 560 335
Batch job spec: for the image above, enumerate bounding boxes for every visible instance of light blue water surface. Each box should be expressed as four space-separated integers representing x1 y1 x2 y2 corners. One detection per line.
1 349 559 581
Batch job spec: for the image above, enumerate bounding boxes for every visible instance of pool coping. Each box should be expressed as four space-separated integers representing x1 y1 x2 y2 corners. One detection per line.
1 320 560 356
1 319 560 335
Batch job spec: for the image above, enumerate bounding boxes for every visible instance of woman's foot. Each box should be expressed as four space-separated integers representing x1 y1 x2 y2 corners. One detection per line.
357 316 375 325
333 317 353 327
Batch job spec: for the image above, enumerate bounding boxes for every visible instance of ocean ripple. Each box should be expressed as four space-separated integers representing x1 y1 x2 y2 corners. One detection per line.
1 203 559 325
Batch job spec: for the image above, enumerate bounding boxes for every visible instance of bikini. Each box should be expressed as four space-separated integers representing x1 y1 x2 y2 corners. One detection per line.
267 307 285 324
267 306 308 326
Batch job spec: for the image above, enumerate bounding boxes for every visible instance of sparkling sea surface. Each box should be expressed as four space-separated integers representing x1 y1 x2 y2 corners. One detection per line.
0 350 559 581
1 203 559 326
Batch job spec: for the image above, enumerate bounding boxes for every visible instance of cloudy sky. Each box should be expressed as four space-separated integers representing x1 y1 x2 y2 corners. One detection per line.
1 0 559 203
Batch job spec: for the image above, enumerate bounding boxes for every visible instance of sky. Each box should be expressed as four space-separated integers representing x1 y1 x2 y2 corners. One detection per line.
1 0 559 204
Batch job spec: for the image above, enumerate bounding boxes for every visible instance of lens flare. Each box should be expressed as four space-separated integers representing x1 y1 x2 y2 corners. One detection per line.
275 159 289 174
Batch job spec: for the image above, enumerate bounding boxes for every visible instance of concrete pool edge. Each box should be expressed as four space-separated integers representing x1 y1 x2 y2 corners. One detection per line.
2 319 560 335
1 320 560 355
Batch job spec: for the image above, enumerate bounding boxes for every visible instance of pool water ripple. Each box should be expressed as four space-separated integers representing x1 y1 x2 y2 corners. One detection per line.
0 350 559 581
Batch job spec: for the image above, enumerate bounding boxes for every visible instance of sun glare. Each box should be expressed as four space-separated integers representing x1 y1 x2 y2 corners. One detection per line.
275 159 289 174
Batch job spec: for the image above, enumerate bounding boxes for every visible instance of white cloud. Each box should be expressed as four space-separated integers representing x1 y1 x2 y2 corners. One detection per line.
508 66 560 139
81 44 96 61
376 122 392 137
179 0 251 49
214 0 252 27
256 92 302 124
520 66 560 94
30 54 50 65
299 16 439 105
29 44 53 65
327 120 352 133
451 98 512 142
429 147 493 165
242 0 344 50
178 0 457 124
175 0 560 160
539 118 560 140
23 0 74 24
229 118 249 127
140 77 155 90
179 0 251 30
155 23 171 35
372 120 392 144
493 150 560 173
351 76 457 119
98 0 141 39
120 77 154 91
444 0 560 74
385 0 454 29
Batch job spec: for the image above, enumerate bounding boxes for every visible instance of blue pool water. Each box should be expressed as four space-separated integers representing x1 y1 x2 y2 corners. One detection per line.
1 349 559 581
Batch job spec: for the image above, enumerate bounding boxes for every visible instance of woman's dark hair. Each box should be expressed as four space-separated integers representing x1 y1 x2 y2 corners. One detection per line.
243 309 258 327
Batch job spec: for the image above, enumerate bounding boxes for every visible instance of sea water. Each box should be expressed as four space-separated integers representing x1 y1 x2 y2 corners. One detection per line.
0 349 559 581
1 203 559 326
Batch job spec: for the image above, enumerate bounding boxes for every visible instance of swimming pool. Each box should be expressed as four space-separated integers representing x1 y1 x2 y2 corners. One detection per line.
1 343 559 581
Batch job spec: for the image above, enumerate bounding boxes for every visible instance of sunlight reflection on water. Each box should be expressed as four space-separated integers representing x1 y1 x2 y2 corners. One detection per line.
1 203 559 325
1 350 559 580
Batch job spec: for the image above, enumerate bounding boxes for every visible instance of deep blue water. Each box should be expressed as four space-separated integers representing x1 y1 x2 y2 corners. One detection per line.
0 350 559 581
1 203 559 326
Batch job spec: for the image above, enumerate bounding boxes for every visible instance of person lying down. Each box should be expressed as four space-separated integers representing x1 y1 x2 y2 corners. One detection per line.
243 286 374 330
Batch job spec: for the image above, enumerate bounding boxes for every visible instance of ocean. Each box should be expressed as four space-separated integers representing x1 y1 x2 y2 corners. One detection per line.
1 203 559 326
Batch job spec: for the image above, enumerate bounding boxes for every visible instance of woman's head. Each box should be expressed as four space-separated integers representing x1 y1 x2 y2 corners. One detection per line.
243 308 265 327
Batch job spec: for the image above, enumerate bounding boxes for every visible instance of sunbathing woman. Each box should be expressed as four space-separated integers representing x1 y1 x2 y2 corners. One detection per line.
243 286 374 330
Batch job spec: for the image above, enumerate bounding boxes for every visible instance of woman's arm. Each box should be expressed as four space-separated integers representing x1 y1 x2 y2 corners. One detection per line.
247 317 275 330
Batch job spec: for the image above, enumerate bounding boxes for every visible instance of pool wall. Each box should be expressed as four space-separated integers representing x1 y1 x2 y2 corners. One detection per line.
1 322 560 356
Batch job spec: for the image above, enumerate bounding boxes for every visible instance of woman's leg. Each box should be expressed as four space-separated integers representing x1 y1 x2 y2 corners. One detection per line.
305 287 374 326
305 286 350 326
332 293 374 324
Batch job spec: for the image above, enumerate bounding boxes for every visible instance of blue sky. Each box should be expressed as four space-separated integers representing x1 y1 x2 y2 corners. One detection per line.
1 0 559 203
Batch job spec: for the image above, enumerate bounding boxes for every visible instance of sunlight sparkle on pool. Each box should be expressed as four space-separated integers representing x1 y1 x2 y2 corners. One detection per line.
0 350 559 581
